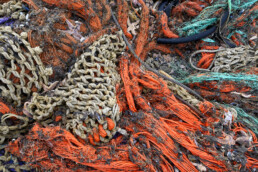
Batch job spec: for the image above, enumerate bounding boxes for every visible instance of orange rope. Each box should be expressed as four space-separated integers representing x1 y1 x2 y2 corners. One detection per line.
153 10 179 38
117 0 133 39
197 45 219 69
0 101 10 114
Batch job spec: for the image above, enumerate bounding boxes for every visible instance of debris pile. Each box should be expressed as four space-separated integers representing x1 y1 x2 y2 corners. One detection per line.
0 0 257 171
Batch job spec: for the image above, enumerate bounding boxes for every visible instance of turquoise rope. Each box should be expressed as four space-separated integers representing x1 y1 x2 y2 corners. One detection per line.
181 73 258 90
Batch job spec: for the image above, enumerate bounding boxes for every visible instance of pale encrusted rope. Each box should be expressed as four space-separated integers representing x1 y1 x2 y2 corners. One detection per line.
0 26 52 106
160 70 201 107
211 46 257 72
25 92 63 121
0 0 26 20
58 32 126 143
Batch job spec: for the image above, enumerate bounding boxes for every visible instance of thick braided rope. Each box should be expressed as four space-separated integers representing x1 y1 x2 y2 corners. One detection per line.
159 70 201 107
26 31 126 144
0 26 52 106
0 0 26 20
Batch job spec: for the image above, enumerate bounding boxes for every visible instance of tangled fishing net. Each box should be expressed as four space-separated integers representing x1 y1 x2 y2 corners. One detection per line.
0 0 257 171
0 147 33 172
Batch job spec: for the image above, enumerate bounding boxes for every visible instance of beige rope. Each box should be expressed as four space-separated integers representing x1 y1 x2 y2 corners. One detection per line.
0 113 29 144
160 70 201 107
0 0 26 20
0 148 33 172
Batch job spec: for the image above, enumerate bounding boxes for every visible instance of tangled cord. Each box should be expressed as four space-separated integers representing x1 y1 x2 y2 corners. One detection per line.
0 147 33 172
157 8 230 44
0 0 257 171
0 113 29 144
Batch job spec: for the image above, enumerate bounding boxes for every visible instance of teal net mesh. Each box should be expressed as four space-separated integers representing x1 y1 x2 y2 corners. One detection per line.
176 0 258 37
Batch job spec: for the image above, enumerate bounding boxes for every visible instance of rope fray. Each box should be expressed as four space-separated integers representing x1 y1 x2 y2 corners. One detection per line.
8 123 140 171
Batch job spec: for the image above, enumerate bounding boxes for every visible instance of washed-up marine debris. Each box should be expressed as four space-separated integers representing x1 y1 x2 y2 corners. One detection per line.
1 0 258 171
183 72 258 130
25 31 126 144
0 26 52 106
159 70 200 107
0 101 32 171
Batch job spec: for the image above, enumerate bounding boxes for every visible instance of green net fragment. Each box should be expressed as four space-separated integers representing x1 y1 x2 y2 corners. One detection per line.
229 106 258 135
176 0 258 37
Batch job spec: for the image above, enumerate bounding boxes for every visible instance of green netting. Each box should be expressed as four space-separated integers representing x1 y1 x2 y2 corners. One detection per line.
176 0 258 36
181 72 258 90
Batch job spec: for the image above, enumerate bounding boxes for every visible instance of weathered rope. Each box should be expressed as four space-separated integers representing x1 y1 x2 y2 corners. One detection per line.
0 113 29 144
0 147 33 172
0 0 26 20
110 7 204 101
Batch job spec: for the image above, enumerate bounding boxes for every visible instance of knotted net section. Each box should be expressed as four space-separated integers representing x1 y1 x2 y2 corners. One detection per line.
26 31 126 144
